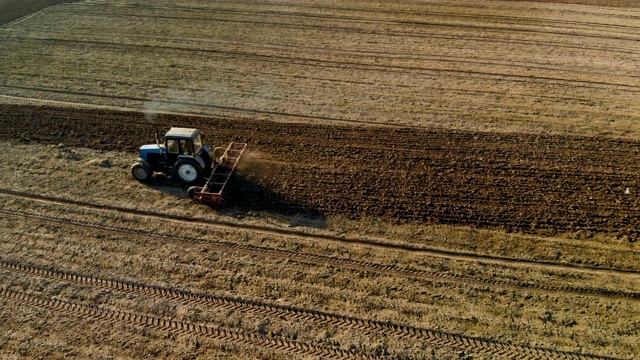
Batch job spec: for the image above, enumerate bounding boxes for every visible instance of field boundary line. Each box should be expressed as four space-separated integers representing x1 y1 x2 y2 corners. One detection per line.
1 188 639 278
2 195 640 303
0 92 400 128
0 94 209 118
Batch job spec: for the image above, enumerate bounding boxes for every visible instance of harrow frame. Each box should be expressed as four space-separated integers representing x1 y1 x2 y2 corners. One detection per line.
188 142 247 205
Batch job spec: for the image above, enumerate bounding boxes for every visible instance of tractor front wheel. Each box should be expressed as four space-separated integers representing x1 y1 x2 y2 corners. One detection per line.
175 159 202 184
131 162 152 182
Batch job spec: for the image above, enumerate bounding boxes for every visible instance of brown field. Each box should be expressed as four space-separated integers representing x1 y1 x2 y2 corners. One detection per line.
1 0 640 359
0 0 81 25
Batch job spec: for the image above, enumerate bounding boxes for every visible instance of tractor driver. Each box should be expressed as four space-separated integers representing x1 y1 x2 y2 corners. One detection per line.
180 139 193 155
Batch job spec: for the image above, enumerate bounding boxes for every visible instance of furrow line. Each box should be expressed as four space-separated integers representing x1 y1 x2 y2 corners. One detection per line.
50 6 640 43
0 91 388 128
0 260 619 360
2 98 638 158
0 94 171 115
11 30 637 77
4 37 639 91
0 288 370 360
2 189 639 278
84 0 640 32
1 205 639 302
3 99 639 179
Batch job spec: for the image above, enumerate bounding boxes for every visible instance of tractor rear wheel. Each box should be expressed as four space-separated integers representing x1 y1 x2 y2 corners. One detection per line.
131 162 152 182
175 159 202 184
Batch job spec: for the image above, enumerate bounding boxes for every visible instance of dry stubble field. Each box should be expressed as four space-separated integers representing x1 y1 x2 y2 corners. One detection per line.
1 0 640 359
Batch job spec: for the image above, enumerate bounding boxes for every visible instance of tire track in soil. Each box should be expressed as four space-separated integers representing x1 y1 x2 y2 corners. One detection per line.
2 200 640 301
5 36 639 91
0 260 622 360
0 288 375 360
0 94 632 156
0 88 367 125
0 86 620 131
1 104 640 239
44 25 640 57
51 23 634 58
53 4 640 42
9 30 638 78
3 92 636 162
5 188 640 276
226 0 640 15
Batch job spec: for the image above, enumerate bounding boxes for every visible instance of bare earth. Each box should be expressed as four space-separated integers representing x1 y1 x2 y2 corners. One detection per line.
1 1 639 360
0 0 81 25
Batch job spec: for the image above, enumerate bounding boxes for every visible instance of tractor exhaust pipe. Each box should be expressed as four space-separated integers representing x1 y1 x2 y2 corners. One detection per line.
154 125 160 146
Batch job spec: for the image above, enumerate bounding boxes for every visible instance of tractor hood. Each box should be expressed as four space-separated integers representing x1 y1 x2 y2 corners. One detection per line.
139 143 163 160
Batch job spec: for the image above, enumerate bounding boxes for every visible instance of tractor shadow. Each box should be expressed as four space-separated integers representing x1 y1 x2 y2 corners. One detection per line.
144 172 328 230
145 173 191 197
219 171 328 229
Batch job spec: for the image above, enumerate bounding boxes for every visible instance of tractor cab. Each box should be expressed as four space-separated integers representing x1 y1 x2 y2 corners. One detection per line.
131 127 213 184
164 127 205 162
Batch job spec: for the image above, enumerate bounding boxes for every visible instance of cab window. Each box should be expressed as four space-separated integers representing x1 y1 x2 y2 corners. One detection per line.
167 139 179 153
193 134 203 154
179 140 194 155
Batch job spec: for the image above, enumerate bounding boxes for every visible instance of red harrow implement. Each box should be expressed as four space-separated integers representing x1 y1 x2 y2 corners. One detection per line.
188 142 247 205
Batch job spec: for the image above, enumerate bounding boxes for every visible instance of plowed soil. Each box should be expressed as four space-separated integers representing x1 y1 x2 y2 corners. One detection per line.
3 104 640 239
0 0 80 25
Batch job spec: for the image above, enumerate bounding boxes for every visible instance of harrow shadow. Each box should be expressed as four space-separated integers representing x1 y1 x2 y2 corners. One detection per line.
141 171 328 230
220 172 328 229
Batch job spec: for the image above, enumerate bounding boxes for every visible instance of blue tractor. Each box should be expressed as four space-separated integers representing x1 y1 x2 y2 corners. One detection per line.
131 127 217 185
